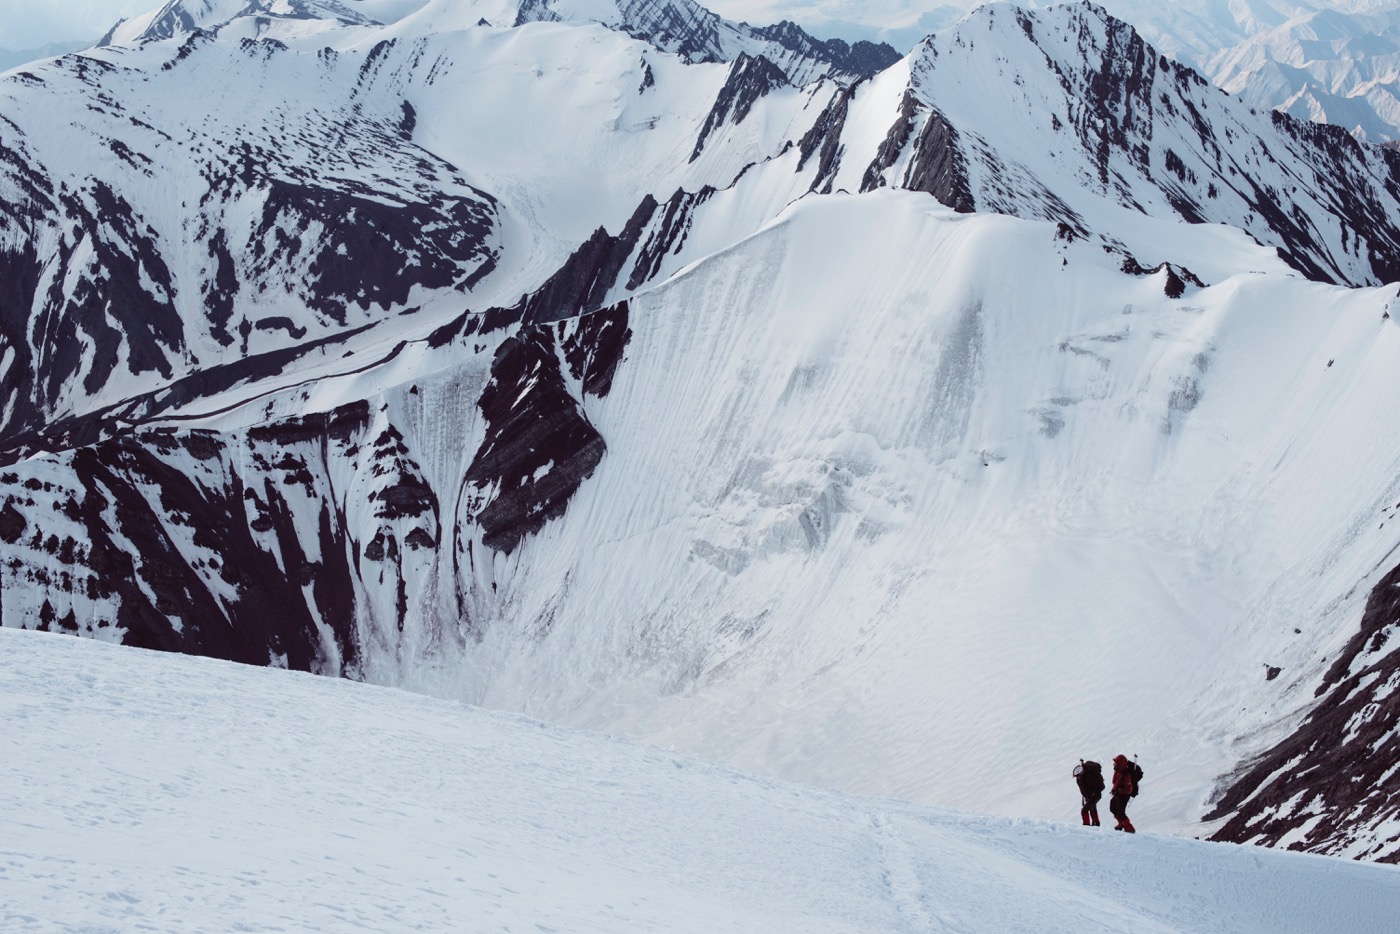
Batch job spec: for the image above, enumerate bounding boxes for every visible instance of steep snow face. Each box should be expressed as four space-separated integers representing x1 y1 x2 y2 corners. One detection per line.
6 0 1400 864
8 629 1400 933
805 2 1400 288
9 188 1400 859
445 193 1400 858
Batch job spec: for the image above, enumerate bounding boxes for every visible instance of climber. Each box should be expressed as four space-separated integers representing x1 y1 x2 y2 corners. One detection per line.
1110 753 1142 833
1073 759 1104 827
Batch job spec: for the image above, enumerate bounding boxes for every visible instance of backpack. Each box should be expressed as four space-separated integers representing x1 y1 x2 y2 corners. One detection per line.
1073 760 1104 797
1130 762 1144 797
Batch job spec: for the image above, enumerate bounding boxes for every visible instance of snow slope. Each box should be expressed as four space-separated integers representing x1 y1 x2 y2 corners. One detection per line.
3 626 1399 933
8 184 1400 857
440 192 1400 856
5 0 1400 863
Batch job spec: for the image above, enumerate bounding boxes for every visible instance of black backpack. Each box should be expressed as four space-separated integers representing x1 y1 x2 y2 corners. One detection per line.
1073 760 1104 796
1130 761 1144 797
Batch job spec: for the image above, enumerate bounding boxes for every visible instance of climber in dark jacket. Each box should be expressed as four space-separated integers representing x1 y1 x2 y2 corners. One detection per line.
1110 754 1137 833
1074 759 1104 826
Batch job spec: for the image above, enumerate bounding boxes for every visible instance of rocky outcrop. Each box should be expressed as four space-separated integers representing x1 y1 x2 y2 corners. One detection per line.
691 53 789 163
1207 560 1400 863
463 329 607 555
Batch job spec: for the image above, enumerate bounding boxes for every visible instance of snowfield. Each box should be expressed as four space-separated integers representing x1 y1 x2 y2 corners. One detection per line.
6 0 1400 867
1 627 1398 933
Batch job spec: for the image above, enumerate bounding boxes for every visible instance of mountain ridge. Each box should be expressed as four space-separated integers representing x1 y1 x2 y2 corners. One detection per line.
3 0 1400 864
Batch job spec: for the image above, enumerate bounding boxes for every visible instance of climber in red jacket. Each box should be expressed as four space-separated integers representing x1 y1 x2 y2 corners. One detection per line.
1110 754 1139 833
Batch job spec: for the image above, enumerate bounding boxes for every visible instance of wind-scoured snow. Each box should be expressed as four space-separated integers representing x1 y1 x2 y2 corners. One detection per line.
3 627 1399 933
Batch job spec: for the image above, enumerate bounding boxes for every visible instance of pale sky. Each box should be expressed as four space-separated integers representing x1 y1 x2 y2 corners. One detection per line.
0 0 156 49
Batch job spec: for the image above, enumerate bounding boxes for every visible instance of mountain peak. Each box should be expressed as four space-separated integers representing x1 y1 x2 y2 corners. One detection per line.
515 0 897 83
101 0 426 46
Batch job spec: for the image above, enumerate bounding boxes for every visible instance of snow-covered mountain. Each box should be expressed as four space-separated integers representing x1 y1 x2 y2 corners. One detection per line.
102 0 901 84
1078 0 1400 143
5 627 1400 932
4 0 1400 865
1203 5 1400 143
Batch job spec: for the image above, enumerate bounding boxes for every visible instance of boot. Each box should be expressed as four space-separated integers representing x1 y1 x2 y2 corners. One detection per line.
1121 818 1135 834
1082 810 1092 826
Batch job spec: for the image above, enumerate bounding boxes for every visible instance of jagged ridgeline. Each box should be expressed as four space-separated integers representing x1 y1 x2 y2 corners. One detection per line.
4 0 1400 863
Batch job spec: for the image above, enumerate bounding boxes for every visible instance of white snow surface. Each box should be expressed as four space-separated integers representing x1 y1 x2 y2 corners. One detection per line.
2 626 1399 933
6 0 1400 863
78 185 1399 853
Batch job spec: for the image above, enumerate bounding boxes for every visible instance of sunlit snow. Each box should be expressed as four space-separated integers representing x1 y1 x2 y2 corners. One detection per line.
3 628 1398 933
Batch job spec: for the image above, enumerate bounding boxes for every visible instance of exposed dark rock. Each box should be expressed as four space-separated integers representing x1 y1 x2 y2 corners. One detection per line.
250 176 496 323
862 91 920 193
465 329 606 554
521 195 659 324
751 20 899 81
0 501 25 544
1119 256 1205 296
516 1 895 84
64 437 360 672
902 108 975 213
691 54 788 163
1207 560 1400 861
561 300 633 398
366 426 437 523
798 82 855 194
0 324 376 465
626 187 713 290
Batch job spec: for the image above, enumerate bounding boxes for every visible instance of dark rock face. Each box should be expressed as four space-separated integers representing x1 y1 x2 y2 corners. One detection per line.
1118 256 1205 296
798 82 856 194
625 188 713 290
749 20 899 81
0 405 370 671
900 107 976 214
1046 4 1157 187
521 196 660 324
561 300 633 399
250 176 497 325
0 393 457 670
516 0 896 84
861 91 920 194
1207 561 1400 862
464 329 606 554
691 53 789 163
0 36 501 453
